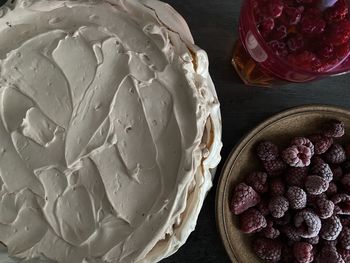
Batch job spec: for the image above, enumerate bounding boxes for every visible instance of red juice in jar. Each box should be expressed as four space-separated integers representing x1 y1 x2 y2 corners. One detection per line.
232 0 350 87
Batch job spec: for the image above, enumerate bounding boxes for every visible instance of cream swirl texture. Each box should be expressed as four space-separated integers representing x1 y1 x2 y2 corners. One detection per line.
0 0 222 262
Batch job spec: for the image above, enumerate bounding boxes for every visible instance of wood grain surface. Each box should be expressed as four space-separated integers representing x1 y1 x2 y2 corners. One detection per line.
160 0 350 262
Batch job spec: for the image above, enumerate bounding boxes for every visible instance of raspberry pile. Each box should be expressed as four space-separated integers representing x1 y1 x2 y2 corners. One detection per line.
254 0 350 72
230 119 350 262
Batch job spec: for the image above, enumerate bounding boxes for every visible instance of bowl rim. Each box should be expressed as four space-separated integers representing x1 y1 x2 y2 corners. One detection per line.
215 104 350 262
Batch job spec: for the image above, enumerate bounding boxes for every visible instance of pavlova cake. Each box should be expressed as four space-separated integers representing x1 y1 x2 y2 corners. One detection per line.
0 0 222 262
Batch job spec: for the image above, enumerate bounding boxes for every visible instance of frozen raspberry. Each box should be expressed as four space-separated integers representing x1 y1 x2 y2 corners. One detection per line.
322 239 338 248
324 0 349 23
311 162 333 182
312 156 326 165
287 51 320 70
323 120 345 138
324 144 346 164
320 215 343 240
331 165 343 181
286 167 308 187
300 15 326 35
341 174 350 192
274 211 291 226
258 199 270 216
305 175 329 195
342 161 350 175
309 134 333 155
269 196 289 218
259 18 275 38
346 144 350 158
339 227 350 249
332 194 350 215
291 137 315 155
269 177 286 196
282 225 302 241
281 6 302 25
263 158 287 176
334 43 350 60
257 141 279 161
262 219 280 239
281 244 294 263
317 43 335 59
339 248 350 263
340 216 350 227
246 171 268 193
270 24 288 41
315 197 335 219
268 40 288 57
306 235 319 245
293 242 314 263
283 145 313 167
316 245 344 263
295 210 322 238
239 208 267 233
326 182 338 197
268 0 284 18
327 20 350 46
287 33 305 52
253 238 282 262
230 183 261 215
287 186 307 209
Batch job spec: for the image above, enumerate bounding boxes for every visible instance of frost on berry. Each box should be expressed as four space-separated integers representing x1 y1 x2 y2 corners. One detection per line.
239 208 267 233
311 162 333 182
282 225 301 241
253 238 282 262
287 186 307 210
339 227 350 250
246 171 268 193
324 0 349 23
320 215 343 240
332 194 350 215
306 235 319 245
230 183 261 215
257 141 279 161
263 158 287 177
291 137 315 155
293 242 314 263
315 197 335 219
269 196 289 218
269 177 285 196
294 210 321 238
282 145 313 167
261 219 280 239
323 120 345 138
286 167 308 187
305 175 329 195
324 144 346 164
308 134 333 155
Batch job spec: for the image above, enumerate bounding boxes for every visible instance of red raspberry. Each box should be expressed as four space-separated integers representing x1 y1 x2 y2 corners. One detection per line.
287 51 320 70
316 245 344 263
327 20 350 46
308 134 333 155
269 195 289 218
246 171 268 193
291 137 315 155
306 235 319 245
259 18 275 38
263 158 287 176
323 120 345 138
268 0 284 18
268 40 288 57
334 43 350 60
324 144 346 164
293 242 314 263
270 23 288 40
270 177 286 196
332 194 350 215
326 181 338 197
287 186 307 209
282 224 302 241
281 6 303 25
287 33 305 52
295 210 322 238
315 197 335 219
239 208 267 233
324 0 349 23
283 145 313 167
339 227 350 250
253 238 282 262
257 141 279 161
320 215 343 240
311 162 333 182
261 219 280 239
305 175 329 195
341 174 350 192
300 15 326 35
331 165 343 181
317 43 334 59
230 183 261 215
286 167 308 187
257 199 270 216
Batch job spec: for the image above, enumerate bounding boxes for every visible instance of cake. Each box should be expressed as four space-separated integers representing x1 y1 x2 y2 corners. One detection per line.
0 0 222 262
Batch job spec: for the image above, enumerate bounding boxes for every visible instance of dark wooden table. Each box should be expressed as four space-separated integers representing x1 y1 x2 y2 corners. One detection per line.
160 0 350 262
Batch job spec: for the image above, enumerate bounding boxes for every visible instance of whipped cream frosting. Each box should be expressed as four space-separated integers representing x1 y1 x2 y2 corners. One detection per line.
0 0 222 262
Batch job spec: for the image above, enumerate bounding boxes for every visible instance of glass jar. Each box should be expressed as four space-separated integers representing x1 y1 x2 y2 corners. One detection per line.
232 0 350 87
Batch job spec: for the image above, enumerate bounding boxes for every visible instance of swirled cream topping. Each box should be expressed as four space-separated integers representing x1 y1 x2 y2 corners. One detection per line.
0 0 222 262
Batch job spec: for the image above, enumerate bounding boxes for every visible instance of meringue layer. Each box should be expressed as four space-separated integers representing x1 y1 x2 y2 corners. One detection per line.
0 0 222 262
